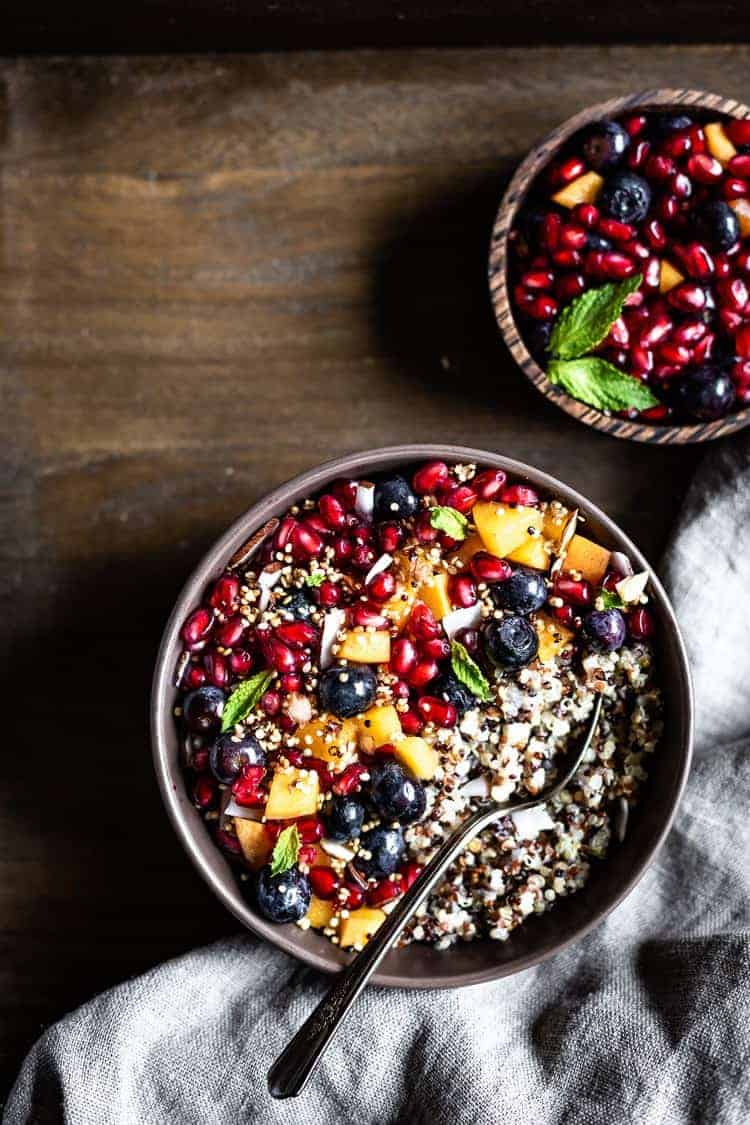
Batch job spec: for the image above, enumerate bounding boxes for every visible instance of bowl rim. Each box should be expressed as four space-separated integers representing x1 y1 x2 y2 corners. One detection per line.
489 87 750 445
151 443 694 988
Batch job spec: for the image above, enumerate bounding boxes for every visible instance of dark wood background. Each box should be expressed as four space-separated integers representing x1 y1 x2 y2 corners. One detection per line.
2 44 741 1099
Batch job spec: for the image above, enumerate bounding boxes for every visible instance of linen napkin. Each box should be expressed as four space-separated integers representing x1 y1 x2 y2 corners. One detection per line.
5 435 750 1125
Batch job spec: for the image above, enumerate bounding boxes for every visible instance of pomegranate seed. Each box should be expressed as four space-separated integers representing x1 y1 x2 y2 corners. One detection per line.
341 882 365 909
597 218 635 243
439 484 477 514
291 523 323 558
660 131 692 158
274 516 297 551
333 764 369 796
623 114 646 137
417 696 457 728
645 153 676 181
315 580 340 608
573 202 599 227
514 284 535 312
737 383 750 405
728 153 750 179
367 876 405 907
472 468 507 500
556 273 586 302
309 867 340 900
714 254 733 279
391 680 410 700
622 239 650 262
379 522 403 553
332 535 353 562
638 314 673 348
203 651 229 689
667 283 707 313
651 363 680 381
295 816 324 844
400 710 424 735
281 667 303 691
231 766 267 807
722 177 749 201
260 690 281 716
330 478 358 509
400 861 423 889
318 494 347 531
351 544 376 571
687 153 722 183
367 570 397 602
602 572 619 592
657 342 691 368
644 218 667 252
631 346 654 374
349 603 388 629
541 213 562 251
275 620 317 649
720 307 744 333
628 607 656 640
450 574 477 608
737 247 750 274
554 156 585 185
559 224 587 251
348 521 371 543
409 603 441 640
214 828 243 857
421 636 451 661
303 514 331 540
181 607 213 650
553 575 592 607
184 663 207 690
297 843 318 866
599 252 636 279
735 325 750 358
551 249 582 270
627 139 650 170
717 276 749 312
469 552 512 583
658 194 679 222
693 333 716 363
677 242 714 280
521 269 554 290
390 637 418 677
263 820 284 842
407 659 439 689
671 173 694 202
412 460 450 495
552 603 576 628
500 483 539 507
305 758 334 791
607 317 629 347
229 648 254 677
527 294 559 320
258 632 296 673
415 510 439 543
215 616 245 648
643 257 661 290
726 119 750 147
193 773 218 809
209 574 240 614
672 321 707 346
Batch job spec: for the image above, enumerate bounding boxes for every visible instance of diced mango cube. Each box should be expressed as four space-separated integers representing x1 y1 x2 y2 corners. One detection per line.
659 259 685 294
359 704 402 749
337 629 391 664
534 612 575 663
309 844 332 868
296 715 359 765
307 895 336 929
382 583 416 630
705 122 737 165
507 533 551 571
394 736 440 780
417 571 452 621
474 502 544 560
730 197 750 237
542 504 571 544
265 768 320 819
563 534 611 585
552 171 604 209
454 533 484 565
338 907 386 949
233 819 272 870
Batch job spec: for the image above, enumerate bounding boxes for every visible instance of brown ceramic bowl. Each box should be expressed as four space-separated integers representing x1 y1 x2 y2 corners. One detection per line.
489 88 750 444
151 444 693 988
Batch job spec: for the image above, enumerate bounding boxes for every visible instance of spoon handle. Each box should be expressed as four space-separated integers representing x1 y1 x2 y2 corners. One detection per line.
267 800 502 1099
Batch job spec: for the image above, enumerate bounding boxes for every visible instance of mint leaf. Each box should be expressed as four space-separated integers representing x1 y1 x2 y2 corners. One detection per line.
430 506 469 541
548 357 659 412
600 590 626 610
451 640 492 703
270 825 301 877
220 670 274 732
305 572 325 587
549 276 642 360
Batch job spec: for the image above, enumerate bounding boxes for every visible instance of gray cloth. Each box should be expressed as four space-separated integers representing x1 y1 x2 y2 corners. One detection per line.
6 437 750 1125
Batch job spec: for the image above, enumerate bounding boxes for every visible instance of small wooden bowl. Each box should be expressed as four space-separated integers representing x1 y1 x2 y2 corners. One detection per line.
489 89 750 444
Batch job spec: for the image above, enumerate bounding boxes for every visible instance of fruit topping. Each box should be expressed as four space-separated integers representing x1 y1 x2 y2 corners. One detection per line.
599 171 651 224
373 476 419 522
318 664 378 718
582 608 627 651
369 761 427 824
255 865 311 923
354 825 406 880
579 120 630 171
482 615 539 670
490 564 548 615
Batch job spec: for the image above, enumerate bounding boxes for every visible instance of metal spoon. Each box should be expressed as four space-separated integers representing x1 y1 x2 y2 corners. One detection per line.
268 693 603 1099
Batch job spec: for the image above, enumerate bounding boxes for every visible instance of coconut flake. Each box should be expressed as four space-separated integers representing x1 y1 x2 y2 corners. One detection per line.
225 799 264 821
287 692 313 726
510 806 555 840
364 552 392 586
458 774 491 800
442 602 483 640
319 607 347 669
354 482 375 522
258 565 283 611
320 838 356 862
615 570 649 604
610 551 634 578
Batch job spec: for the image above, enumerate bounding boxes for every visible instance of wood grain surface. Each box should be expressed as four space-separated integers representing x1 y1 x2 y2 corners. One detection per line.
1 46 743 1097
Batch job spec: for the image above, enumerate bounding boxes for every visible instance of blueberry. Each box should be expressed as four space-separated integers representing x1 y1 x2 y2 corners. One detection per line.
586 232 613 253
277 587 316 621
583 608 626 652
369 761 426 825
579 120 630 171
491 564 548 615
431 670 477 716
649 113 693 139
254 864 311 924
354 825 406 880
672 364 735 421
696 200 740 252
483 615 539 670
318 664 378 718
373 476 418 522
524 318 553 358
209 731 266 784
182 686 225 733
599 171 652 225
325 795 365 841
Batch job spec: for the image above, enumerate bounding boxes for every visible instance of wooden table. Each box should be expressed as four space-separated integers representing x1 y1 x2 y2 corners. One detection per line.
1 45 740 1095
